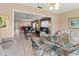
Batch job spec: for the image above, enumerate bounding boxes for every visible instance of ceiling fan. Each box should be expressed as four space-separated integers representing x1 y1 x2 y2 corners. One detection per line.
49 3 61 10
37 3 61 10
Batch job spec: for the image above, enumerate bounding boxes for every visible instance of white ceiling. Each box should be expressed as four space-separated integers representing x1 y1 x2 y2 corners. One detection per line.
22 3 79 14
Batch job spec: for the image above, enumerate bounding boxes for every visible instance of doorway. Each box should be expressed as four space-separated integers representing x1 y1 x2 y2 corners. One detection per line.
12 9 54 37
12 9 55 56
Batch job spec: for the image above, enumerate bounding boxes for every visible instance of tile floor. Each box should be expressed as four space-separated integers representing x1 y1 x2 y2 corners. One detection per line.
14 31 34 56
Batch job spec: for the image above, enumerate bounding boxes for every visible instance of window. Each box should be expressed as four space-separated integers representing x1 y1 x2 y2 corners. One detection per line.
41 21 48 27
33 22 35 28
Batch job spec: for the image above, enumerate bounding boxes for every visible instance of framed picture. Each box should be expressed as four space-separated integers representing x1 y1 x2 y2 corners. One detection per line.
69 17 79 28
0 15 8 30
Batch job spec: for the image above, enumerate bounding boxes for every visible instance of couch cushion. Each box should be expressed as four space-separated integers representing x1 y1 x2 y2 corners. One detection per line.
2 37 15 49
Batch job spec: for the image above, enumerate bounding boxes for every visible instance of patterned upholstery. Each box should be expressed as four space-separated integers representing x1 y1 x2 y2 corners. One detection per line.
51 32 79 56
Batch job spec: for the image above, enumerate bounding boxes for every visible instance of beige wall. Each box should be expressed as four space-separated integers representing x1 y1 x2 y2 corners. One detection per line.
1 3 78 38
58 9 79 31
0 3 59 38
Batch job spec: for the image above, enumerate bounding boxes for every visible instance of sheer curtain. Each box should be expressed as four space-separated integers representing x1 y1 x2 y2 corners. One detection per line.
70 30 79 44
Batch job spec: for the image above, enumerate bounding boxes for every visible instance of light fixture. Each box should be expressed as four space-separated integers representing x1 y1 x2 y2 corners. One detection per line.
37 3 61 10
49 3 60 10
49 5 54 10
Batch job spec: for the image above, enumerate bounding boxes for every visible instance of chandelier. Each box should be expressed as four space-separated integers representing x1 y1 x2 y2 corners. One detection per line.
49 3 61 10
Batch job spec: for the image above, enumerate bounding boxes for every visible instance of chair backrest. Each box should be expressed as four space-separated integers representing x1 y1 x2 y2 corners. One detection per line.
56 33 70 45
31 38 38 48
